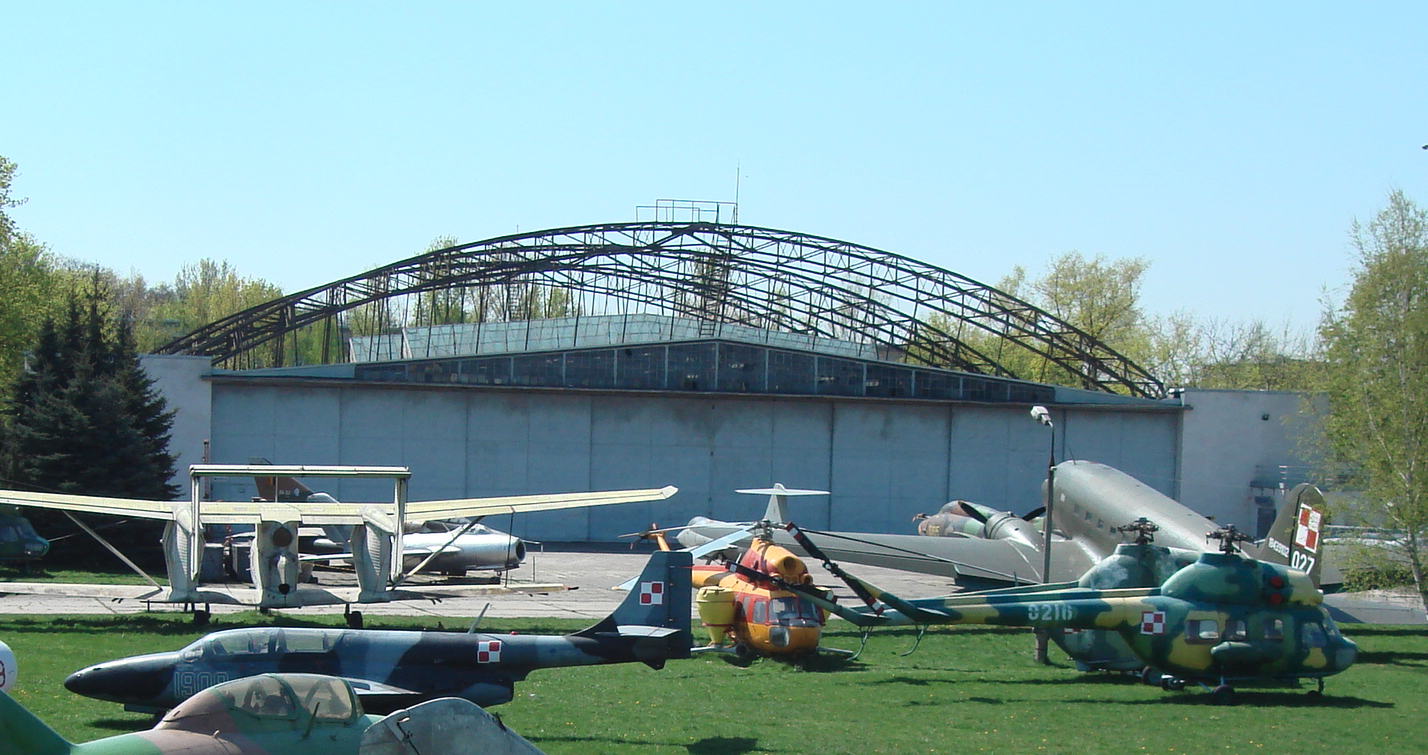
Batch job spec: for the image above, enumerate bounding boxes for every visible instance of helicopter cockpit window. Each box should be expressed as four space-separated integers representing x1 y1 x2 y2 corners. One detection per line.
770 596 819 624
0 525 17 542
752 597 768 625
1301 622 1328 649
1224 619 1247 642
1186 619 1220 644
1263 618 1284 641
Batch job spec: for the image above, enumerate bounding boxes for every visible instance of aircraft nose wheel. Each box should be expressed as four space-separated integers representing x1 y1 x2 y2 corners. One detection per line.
345 608 364 628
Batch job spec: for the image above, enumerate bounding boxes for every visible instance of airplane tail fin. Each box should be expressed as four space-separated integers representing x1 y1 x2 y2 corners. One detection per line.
575 550 693 667
0 690 72 755
248 457 319 503
1254 483 1327 584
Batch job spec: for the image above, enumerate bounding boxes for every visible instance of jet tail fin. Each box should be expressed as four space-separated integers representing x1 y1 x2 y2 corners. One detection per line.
248 457 319 503
0 690 72 755
575 550 692 666
1254 483 1327 584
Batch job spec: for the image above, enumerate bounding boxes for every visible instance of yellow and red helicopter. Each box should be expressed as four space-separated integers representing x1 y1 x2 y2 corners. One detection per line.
628 485 865 659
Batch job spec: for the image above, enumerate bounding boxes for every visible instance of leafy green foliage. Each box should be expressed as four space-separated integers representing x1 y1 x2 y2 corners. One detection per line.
1318 189 1428 615
1 614 1422 754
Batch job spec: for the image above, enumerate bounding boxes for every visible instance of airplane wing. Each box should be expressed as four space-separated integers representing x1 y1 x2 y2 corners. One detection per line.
0 489 176 519
765 529 1099 589
0 485 679 526
406 486 679 520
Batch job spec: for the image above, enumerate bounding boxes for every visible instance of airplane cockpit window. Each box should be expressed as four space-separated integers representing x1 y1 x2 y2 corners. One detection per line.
207 629 277 659
1301 622 1328 649
286 674 358 722
278 629 340 653
226 675 296 719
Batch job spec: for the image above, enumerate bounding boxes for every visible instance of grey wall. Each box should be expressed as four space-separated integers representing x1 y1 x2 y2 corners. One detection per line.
205 381 1182 542
140 355 213 475
1177 389 1318 530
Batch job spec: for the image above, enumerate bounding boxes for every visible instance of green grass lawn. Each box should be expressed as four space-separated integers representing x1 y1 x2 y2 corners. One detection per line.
1 613 1424 755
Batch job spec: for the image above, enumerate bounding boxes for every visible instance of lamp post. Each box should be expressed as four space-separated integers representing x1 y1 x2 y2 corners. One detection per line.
1030 404 1055 664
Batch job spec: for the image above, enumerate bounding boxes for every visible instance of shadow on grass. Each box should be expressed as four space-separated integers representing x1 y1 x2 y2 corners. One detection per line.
1057 691 1394 709
688 736 767 755
1357 650 1428 667
87 717 155 733
533 735 787 754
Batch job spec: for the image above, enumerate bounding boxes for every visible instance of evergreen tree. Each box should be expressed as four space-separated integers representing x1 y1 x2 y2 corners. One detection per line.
3 282 178 565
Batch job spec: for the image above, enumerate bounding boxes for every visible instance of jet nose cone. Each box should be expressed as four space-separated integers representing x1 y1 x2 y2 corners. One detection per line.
66 654 176 704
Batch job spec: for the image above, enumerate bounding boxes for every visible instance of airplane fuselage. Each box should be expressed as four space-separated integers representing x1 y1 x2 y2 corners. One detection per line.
67 624 659 714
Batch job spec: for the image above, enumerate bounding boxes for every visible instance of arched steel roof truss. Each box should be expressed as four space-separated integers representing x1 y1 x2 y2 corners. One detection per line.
156 222 1165 398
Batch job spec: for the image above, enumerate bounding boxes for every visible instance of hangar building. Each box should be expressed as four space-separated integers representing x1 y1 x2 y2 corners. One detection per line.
143 218 1310 541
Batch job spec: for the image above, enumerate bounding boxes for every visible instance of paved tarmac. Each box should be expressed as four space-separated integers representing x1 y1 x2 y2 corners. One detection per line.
0 543 962 623
3 544 1417 626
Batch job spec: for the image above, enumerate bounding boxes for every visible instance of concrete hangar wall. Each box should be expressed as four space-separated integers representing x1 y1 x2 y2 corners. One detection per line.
164 361 1184 544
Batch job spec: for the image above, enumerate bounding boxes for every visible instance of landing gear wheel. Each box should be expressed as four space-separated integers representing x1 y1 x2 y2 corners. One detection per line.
1308 678 1325 699
346 610 364 629
1212 684 1237 706
1160 676 1185 692
192 609 211 626
732 643 753 659
1140 666 1160 686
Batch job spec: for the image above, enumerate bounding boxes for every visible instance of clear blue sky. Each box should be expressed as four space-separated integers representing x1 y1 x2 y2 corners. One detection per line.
4 3 1426 336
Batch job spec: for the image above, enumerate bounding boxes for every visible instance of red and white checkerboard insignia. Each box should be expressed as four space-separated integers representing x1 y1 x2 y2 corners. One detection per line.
477 639 502 663
639 580 665 606
1140 611 1167 636
1294 505 1322 551
1063 627 1083 635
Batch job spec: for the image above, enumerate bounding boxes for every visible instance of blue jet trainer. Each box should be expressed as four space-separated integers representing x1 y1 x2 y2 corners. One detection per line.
65 550 692 713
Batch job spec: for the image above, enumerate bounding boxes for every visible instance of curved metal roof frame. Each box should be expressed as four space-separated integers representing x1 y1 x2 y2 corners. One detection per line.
155 222 1165 398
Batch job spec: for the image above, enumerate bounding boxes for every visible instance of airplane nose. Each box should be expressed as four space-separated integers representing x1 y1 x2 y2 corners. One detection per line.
65 653 176 703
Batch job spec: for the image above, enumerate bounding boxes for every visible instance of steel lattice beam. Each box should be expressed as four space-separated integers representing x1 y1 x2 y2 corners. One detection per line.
155 222 1166 398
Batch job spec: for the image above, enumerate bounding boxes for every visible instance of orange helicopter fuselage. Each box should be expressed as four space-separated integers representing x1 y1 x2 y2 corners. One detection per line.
691 538 828 656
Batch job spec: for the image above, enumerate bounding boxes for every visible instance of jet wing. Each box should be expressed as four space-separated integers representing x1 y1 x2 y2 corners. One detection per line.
406 486 679 520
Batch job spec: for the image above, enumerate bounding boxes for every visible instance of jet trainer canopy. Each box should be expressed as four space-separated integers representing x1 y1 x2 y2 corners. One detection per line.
159 674 362 732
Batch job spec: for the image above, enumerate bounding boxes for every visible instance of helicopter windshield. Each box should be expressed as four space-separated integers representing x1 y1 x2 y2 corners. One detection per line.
770 596 820 625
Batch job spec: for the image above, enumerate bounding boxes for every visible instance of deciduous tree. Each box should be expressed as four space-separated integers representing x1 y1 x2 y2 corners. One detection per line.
1318 189 1428 616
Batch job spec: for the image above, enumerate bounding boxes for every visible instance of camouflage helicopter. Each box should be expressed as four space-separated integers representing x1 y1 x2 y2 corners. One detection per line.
0 504 49 570
1 672 545 755
781 521 1358 705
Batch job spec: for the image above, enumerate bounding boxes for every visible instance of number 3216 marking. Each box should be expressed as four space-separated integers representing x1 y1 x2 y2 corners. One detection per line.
1027 603 1073 622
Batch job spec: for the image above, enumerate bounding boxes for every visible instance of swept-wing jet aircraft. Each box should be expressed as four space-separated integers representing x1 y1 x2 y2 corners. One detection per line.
679 460 1335 590
64 550 693 714
785 523 1358 705
250 465 528 577
1 672 546 755
0 463 676 625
